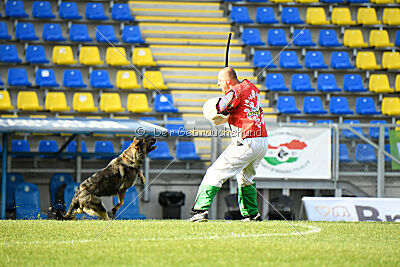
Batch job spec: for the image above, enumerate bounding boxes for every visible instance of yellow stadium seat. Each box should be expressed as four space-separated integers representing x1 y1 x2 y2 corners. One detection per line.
371 0 394 3
369 74 394 93
45 92 70 112
1 114 18 118
79 46 103 65
396 120 400 131
331 8 356 25
343 30 368 48
369 30 393 47
73 92 97 112
105 47 130 66
100 93 125 112
306 8 330 25
382 8 400 25
127 94 152 113
356 52 381 70
357 8 381 25
143 71 167 90
17 91 42 111
132 48 156 66
0 91 14 111
382 97 400 115
116 70 141 89
296 0 318 3
270 0 292 2
52 46 77 65
382 52 400 70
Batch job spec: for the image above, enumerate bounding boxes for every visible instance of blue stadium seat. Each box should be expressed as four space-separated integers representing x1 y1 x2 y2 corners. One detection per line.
329 97 353 115
165 118 188 136
15 22 38 41
5 0 28 18
331 52 354 69
122 25 145 43
290 119 307 124
15 183 47 219
6 173 24 210
32 1 55 19
321 0 344 2
42 23 66 41
85 3 108 20
176 141 200 160
59 2 82 20
319 30 341 47
395 31 400 47
36 69 59 87
38 139 59 158
8 68 31 87
281 7 304 24
0 44 21 63
69 24 92 42
154 94 178 113
96 25 118 43
305 51 328 69
293 29 316 47
316 120 333 124
247 0 268 1
343 74 367 92
385 144 391 162
267 29 288 46
0 77 3 86
347 0 369 3
303 96 327 114
242 28 265 46
26 45 49 64
256 7 278 24
342 120 363 138
291 74 315 92
63 70 86 88
277 96 301 114
111 3 134 21
253 51 277 68
66 140 89 159
280 51 302 69
339 144 352 162
11 139 31 158
90 70 113 89
94 141 115 159
369 120 389 139
317 74 341 92
265 73 289 91
139 117 157 122
0 22 12 40
50 173 74 211
113 186 146 220
231 6 253 23
355 97 380 115
148 141 174 160
355 144 376 162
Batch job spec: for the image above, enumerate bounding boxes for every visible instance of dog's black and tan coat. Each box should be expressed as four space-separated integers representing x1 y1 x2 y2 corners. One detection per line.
63 137 157 220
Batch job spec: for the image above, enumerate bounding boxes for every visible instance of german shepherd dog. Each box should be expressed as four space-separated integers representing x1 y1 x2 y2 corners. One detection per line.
63 137 157 220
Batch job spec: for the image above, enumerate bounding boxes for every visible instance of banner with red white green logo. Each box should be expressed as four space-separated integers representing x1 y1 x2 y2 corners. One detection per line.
256 127 331 179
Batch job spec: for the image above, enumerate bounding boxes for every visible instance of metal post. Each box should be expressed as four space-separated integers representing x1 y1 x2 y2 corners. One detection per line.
143 157 150 202
333 124 341 196
377 125 385 198
262 189 269 220
1 133 8 219
75 135 82 182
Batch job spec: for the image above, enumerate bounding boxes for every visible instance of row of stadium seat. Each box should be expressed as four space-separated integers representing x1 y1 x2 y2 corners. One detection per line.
339 143 392 163
226 0 400 4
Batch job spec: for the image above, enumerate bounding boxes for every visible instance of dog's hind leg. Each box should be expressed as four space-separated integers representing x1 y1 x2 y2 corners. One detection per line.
84 196 110 220
111 190 126 218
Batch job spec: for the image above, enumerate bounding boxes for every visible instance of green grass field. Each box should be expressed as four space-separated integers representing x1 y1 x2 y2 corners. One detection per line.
0 220 399 266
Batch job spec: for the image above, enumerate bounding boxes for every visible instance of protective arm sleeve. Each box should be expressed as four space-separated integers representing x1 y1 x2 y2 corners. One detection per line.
216 91 237 116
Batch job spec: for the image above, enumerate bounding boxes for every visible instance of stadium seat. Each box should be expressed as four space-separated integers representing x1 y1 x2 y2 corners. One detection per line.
369 74 394 93
8 68 31 87
296 0 318 3
396 75 400 92
356 52 381 70
303 96 327 114
256 7 278 24
347 0 369 2
271 0 292 3
369 120 389 139
357 8 381 25
242 28 265 45
280 51 302 69
66 140 88 159
6 173 24 210
291 74 315 92
90 70 113 89
343 30 368 48
143 71 167 90
100 93 125 112
38 140 59 158
36 69 59 87
331 8 355 25
342 120 363 138
317 74 341 92
106 47 130 66
52 46 77 65
355 97 380 115
318 30 341 47
253 51 277 68
0 44 21 63
383 8 400 25
15 183 47 219
148 141 174 160
133 48 156 66
382 97 400 115
73 92 97 112
154 94 177 113
382 52 400 70
111 3 134 21
94 141 115 159
69 24 92 42
290 119 307 124
59 2 82 19
281 7 304 24
306 8 330 25
343 74 367 92
247 0 268 2
79 46 103 65
396 31 400 46
293 29 315 47
277 96 301 114
49 173 74 211
96 25 118 43
267 29 288 46
231 7 253 23
5 0 28 18
45 92 69 112
177 142 200 160
371 0 394 3
385 144 391 162
122 25 145 43
329 97 353 114
369 30 393 47
15 22 38 40
113 186 146 220
17 91 42 111
265 74 289 91
339 144 352 163
116 71 140 89
331 52 354 69
165 118 188 137
305 51 328 69
85 3 108 20
11 140 31 158
63 70 86 88
32 1 55 18
26 45 49 64
0 90 14 111
42 23 66 41
0 22 12 40
127 94 152 113
355 144 377 162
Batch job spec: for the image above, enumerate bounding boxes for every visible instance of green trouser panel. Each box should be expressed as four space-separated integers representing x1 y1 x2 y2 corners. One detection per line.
193 185 220 211
238 183 259 217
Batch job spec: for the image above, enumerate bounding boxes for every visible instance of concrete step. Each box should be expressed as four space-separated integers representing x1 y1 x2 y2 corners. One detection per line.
156 60 250 67
130 1 221 10
146 37 239 45
160 67 254 76
153 52 245 62
164 74 251 83
131 8 223 17
142 30 233 39
134 15 228 23
150 44 243 55
139 22 231 32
